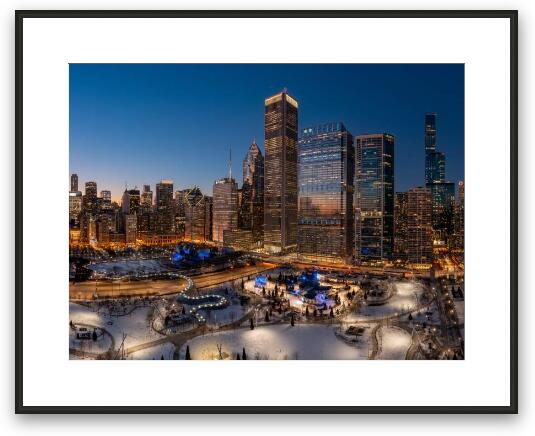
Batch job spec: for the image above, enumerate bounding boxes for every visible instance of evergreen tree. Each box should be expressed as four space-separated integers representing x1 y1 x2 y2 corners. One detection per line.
236 353 240 360
181 306 186 315
250 318 254 330
408 313 413 321
262 287 266 297
265 311 270 322
242 347 247 360
305 306 309 317
161 354 164 360
185 345 191 360
330 307 334 318
290 313 295 327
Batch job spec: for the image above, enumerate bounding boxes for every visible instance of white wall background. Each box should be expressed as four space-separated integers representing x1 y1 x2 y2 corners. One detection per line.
0 0 531 434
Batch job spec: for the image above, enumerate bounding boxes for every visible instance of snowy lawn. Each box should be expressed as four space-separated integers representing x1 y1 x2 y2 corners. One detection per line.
344 281 425 322
376 326 412 360
69 302 162 350
179 323 370 360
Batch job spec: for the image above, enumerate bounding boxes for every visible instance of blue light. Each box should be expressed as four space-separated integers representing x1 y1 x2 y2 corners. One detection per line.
172 252 183 263
198 248 210 259
255 275 267 288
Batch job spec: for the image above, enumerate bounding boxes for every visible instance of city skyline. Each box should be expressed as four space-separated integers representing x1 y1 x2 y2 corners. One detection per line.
70 64 464 201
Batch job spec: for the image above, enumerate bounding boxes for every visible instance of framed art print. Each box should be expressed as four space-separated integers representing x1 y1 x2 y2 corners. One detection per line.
15 10 518 413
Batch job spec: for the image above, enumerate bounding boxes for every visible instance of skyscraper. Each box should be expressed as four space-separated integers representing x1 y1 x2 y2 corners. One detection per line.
140 185 153 207
83 181 98 213
212 177 238 243
423 113 456 243
121 189 141 215
69 191 82 227
184 187 210 242
424 113 437 184
453 181 465 251
407 187 433 264
355 133 395 262
297 122 354 264
70 173 79 192
428 181 455 242
263 90 298 254
100 190 111 205
394 192 408 260
239 140 264 243
155 180 175 234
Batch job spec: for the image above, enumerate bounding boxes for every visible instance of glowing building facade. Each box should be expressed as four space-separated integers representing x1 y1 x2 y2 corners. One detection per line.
407 187 433 264
263 91 298 253
212 178 238 243
297 122 354 264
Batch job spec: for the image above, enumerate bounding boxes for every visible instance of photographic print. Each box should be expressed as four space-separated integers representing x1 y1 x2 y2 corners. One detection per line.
68 63 465 361
17 9 517 414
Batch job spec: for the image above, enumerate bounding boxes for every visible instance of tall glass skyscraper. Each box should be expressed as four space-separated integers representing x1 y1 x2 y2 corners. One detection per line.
355 133 395 262
425 113 448 184
239 140 264 243
184 186 210 242
263 91 298 254
155 180 175 234
297 122 354 264
212 177 238 243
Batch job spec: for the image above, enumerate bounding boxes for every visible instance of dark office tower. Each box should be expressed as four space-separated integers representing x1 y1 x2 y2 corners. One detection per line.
406 187 433 264
70 173 79 192
427 151 446 183
121 189 141 215
155 180 175 234
425 113 445 184
394 192 408 260
83 181 98 214
264 90 298 253
213 177 238 243
140 185 153 207
425 113 437 153
184 187 209 242
427 181 455 242
355 133 395 262
297 122 354 264
239 140 264 242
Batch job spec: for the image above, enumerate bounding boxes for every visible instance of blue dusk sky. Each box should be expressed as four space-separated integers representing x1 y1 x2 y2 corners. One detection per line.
69 64 464 201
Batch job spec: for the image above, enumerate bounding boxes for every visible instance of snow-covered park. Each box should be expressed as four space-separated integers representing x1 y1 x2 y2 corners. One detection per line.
69 302 163 355
344 281 426 322
179 324 371 360
376 326 412 360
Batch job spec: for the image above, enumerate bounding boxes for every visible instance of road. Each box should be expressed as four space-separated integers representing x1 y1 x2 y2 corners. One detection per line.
69 262 275 301
191 262 275 289
69 277 189 300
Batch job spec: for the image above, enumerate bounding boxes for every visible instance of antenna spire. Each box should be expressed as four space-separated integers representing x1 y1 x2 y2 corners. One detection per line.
229 145 232 180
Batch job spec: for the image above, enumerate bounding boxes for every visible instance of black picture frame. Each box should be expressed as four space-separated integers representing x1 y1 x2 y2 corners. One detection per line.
14 9 518 414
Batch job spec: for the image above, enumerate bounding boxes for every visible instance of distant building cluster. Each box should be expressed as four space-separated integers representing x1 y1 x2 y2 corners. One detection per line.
69 91 464 267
